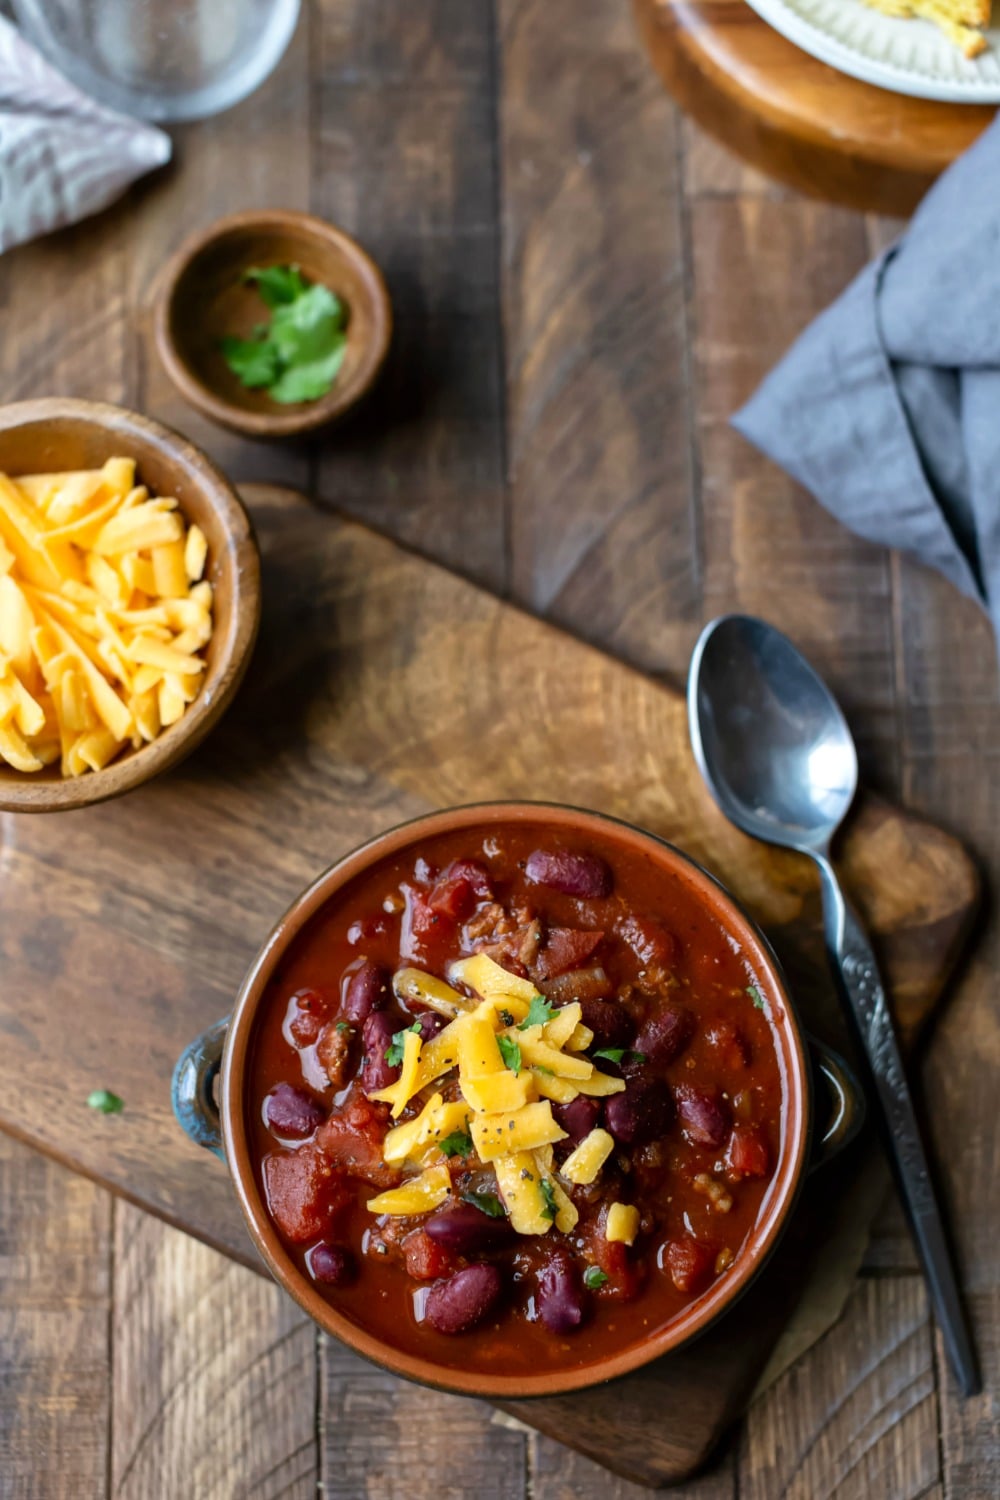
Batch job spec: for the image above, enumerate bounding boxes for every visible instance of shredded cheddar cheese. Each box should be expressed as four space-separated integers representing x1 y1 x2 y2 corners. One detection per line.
365 957 639 1245
605 1203 640 1245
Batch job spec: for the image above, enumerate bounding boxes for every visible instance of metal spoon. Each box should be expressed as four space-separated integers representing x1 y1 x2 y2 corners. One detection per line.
688 613 979 1397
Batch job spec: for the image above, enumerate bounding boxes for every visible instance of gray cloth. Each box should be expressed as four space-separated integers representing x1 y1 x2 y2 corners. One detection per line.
733 115 1000 651
0 15 170 254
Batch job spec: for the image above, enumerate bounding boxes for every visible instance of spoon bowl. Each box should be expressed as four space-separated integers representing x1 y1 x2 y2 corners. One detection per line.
688 614 856 854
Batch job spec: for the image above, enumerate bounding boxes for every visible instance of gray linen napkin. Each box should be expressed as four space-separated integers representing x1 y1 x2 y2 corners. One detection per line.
0 15 170 254
734 116 1000 649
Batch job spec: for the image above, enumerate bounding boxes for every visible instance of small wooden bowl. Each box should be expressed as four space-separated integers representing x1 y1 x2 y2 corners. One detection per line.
0 399 261 813
153 210 392 439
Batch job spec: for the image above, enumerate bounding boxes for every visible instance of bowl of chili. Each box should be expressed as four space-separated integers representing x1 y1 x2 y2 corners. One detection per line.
174 802 863 1398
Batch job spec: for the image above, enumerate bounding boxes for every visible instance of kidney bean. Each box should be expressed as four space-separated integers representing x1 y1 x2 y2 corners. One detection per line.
634 1005 695 1065
360 1011 401 1095
525 848 613 899
424 1264 503 1334
554 1095 602 1146
605 1076 672 1146
537 1250 586 1335
285 987 333 1048
425 1204 515 1255
263 1083 325 1139
342 959 389 1024
579 997 634 1051
412 1008 447 1043
674 1085 730 1149
662 1235 715 1294
308 1242 357 1286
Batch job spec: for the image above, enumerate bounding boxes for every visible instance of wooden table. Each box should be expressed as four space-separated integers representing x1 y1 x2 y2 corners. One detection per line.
0 2 996 1497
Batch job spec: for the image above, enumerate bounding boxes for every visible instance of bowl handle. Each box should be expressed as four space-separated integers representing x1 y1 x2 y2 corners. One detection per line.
808 1036 866 1170
171 1017 229 1161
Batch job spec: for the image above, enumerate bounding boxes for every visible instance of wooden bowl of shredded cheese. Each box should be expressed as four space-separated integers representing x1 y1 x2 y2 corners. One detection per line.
0 398 260 811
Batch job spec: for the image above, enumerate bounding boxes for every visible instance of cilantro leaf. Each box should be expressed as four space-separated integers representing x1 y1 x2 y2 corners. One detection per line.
268 283 345 365
268 340 347 404
518 994 556 1030
384 1023 420 1067
497 1035 522 1075
461 1189 507 1219
87 1088 123 1115
244 263 309 307
335 1021 351 1034
439 1129 473 1159
220 335 280 389
539 1178 558 1223
747 984 767 1012
583 1266 608 1290
221 266 349 405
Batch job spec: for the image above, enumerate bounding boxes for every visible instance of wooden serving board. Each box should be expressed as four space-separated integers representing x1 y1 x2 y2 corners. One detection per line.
633 0 995 215
0 487 978 1486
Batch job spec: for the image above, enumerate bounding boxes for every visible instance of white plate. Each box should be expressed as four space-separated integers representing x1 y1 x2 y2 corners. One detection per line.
745 0 1000 101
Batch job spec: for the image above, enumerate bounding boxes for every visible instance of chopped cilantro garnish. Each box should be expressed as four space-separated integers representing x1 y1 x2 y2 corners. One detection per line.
593 1048 647 1066
583 1266 609 1290
533 1065 555 1076
384 1023 420 1067
539 1178 558 1222
747 984 767 1011
497 1035 522 1075
518 994 556 1030
461 1189 507 1219
335 1021 350 1034
439 1129 473 1159
87 1089 123 1114
220 264 348 405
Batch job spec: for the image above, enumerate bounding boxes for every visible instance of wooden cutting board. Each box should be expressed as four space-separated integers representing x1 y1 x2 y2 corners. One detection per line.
633 0 994 215
0 487 978 1486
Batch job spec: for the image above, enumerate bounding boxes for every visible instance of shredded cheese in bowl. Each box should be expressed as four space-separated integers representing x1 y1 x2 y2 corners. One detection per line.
0 457 213 776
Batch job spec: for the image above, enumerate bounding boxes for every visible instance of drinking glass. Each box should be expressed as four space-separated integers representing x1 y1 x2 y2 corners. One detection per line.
13 0 301 122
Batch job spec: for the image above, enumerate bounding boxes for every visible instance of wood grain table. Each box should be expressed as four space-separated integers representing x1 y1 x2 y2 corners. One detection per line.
0 2 996 1498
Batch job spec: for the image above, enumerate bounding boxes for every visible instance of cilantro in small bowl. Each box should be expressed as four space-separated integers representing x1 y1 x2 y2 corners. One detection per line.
155 210 392 439
221 264 348 405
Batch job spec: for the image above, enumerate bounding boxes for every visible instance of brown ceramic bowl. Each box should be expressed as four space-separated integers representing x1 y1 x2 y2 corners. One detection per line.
0 398 261 813
153 210 392 439
175 802 863 1399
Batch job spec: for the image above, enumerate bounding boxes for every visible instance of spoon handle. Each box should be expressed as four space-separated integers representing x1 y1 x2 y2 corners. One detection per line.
815 854 980 1398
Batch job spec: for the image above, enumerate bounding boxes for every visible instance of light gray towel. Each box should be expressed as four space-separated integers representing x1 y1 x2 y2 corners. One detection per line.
734 116 1000 653
0 15 170 253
